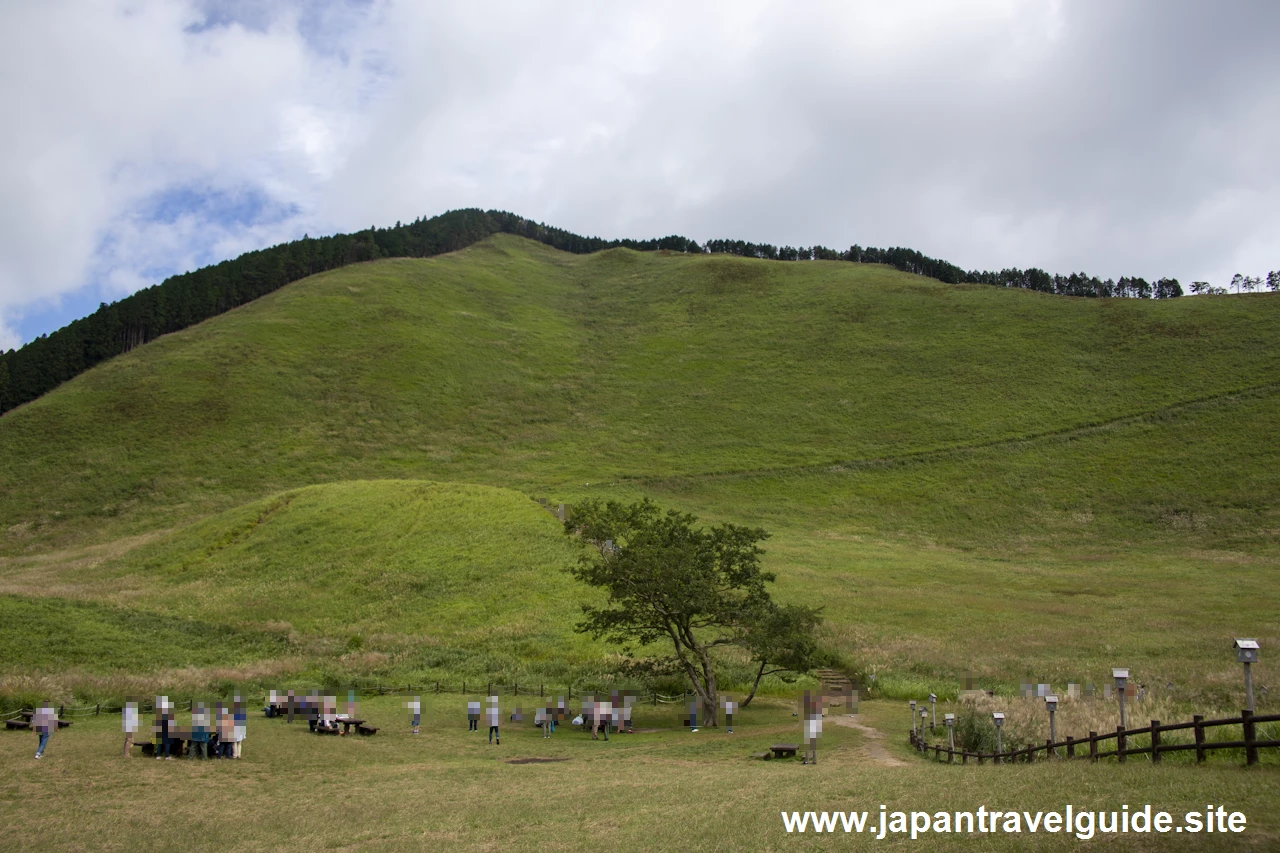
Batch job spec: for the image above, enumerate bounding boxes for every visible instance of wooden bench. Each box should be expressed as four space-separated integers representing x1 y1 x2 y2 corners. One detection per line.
6 719 71 730
769 744 799 759
357 725 379 736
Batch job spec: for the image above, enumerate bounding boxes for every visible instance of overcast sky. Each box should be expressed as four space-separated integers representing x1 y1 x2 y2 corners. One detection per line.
2 0 1277 349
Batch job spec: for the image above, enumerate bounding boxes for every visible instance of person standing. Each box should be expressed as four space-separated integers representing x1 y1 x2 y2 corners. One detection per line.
123 701 139 757
802 691 822 765
722 696 737 734
486 696 500 745
155 697 174 760
233 695 246 758
468 699 480 732
408 696 421 735
219 705 236 758
33 702 56 759
190 703 210 760
593 695 611 741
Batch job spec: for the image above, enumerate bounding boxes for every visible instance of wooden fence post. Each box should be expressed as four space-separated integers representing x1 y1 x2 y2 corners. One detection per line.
1193 715 1205 763
96 704 100 716
1089 731 1098 763
1242 709 1258 766
1117 724 1126 763
1046 739 1053 761
1151 721 1161 764
1066 735 1074 759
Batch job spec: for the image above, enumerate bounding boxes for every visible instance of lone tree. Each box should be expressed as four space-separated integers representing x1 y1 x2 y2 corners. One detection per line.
566 498 815 727
740 602 826 707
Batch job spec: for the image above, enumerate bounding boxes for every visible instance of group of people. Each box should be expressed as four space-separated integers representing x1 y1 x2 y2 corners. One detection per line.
454 691 640 743
26 687 836 762
26 696 247 761
264 690 358 734
139 696 247 760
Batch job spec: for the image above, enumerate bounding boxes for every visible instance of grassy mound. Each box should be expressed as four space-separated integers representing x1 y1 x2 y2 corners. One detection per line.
1 481 600 689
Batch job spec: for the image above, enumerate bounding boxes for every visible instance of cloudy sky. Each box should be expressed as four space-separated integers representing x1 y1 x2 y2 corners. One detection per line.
2 0 1277 349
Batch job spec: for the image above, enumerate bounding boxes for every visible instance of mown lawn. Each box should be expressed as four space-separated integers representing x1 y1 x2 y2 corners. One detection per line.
1 696 1275 852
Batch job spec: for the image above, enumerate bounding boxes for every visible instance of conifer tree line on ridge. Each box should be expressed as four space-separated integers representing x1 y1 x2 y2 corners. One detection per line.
0 208 1275 414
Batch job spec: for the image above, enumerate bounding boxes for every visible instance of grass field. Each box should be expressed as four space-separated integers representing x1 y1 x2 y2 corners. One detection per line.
0 234 1276 847
1 696 1275 852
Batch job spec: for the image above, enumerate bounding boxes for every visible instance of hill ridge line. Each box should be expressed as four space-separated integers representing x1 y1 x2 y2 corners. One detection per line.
631 381 1280 486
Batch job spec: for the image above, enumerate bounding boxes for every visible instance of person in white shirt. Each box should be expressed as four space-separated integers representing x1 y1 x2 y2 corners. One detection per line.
593 697 611 741
486 696 500 744
722 696 737 734
802 691 822 765
407 697 421 735
123 701 139 758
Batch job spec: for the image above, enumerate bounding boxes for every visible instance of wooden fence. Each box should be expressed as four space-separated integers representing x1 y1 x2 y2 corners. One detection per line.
909 710 1280 767
4 686 695 721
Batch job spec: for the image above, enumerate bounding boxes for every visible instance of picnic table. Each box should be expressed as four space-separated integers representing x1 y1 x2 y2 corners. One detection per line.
339 718 365 735
768 744 799 759
6 713 72 730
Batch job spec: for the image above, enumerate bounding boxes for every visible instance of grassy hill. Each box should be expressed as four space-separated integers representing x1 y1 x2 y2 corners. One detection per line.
0 234 1277 704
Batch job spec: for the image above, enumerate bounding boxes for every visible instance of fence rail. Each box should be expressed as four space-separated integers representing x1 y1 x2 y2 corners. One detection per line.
354 682 692 706
5 685 695 720
909 710 1280 767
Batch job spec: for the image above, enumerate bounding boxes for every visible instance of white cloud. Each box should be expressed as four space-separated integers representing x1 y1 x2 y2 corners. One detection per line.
2 0 1278 347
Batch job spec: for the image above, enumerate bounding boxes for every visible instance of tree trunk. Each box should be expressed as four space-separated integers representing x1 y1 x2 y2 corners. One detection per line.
697 646 718 727
742 661 767 708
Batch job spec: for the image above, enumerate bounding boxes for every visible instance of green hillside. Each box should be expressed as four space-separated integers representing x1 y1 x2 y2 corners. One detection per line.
0 234 1277 703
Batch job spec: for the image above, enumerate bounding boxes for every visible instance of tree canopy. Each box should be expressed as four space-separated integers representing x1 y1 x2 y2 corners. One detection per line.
565 498 822 726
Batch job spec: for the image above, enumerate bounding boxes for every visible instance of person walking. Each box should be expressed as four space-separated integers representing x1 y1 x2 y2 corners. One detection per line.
33 702 56 759
123 701 139 757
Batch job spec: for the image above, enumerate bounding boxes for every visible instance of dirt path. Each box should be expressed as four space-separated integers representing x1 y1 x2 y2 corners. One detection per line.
829 715 908 767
